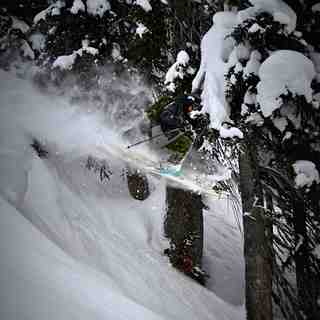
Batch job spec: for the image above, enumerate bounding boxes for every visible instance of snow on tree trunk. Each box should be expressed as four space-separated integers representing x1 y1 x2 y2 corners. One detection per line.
239 141 273 320
126 167 150 201
164 185 206 285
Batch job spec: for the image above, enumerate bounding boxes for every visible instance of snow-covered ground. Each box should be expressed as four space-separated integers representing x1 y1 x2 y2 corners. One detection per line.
0 70 245 320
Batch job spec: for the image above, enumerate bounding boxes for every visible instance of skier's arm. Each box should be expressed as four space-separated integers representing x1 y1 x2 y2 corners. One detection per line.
189 113 210 129
160 109 181 128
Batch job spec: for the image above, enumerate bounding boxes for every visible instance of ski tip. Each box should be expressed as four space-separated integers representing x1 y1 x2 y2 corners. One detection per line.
159 167 182 177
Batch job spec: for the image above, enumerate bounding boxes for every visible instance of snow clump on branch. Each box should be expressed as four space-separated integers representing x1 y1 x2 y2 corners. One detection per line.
136 23 149 38
135 0 152 12
292 160 320 189
70 0 85 14
219 125 244 139
257 50 316 117
33 1 66 24
165 50 191 92
238 0 297 33
11 16 30 33
52 40 99 70
34 0 111 23
87 0 111 17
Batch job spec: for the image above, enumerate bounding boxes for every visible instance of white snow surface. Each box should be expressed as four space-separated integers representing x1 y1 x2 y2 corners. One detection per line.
0 70 245 320
193 11 237 129
238 0 297 33
292 160 320 188
257 50 316 117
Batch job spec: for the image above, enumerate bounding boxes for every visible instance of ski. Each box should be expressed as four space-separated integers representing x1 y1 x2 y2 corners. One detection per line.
95 145 229 198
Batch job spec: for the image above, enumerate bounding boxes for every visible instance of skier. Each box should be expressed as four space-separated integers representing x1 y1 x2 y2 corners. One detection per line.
159 94 210 144
156 95 210 174
159 95 196 139
127 94 210 176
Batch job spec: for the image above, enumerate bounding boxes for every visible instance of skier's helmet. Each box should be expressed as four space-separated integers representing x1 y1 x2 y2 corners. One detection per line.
182 95 196 113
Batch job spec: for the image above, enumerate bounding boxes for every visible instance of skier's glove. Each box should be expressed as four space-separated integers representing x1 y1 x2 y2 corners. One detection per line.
181 124 192 132
185 124 192 132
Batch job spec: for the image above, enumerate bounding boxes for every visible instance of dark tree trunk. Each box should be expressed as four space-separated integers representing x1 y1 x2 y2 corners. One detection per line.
166 0 211 57
239 141 273 320
126 167 150 201
2 0 48 24
164 185 206 284
293 199 320 320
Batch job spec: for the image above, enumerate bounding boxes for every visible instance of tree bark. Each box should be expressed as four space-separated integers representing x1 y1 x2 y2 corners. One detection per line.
164 185 206 284
126 167 150 201
239 142 273 320
293 199 320 320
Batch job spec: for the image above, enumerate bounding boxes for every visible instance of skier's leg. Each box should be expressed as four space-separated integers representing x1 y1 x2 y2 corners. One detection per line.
160 134 194 175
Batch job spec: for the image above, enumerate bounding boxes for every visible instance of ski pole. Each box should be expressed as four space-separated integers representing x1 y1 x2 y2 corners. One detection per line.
127 128 180 149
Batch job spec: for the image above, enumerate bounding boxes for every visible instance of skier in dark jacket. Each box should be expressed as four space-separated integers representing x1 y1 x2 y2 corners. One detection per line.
160 95 209 139
160 95 195 137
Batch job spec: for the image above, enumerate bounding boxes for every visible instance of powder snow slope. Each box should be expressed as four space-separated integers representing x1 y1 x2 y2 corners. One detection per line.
0 70 245 320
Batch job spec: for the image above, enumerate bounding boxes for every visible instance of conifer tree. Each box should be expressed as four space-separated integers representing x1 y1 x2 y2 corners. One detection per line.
224 1 320 318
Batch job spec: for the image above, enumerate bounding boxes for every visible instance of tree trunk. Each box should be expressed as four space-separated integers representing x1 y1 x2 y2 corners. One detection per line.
166 0 210 57
239 142 273 320
293 199 320 320
126 167 150 201
224 0 241 11
164 185 206 284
